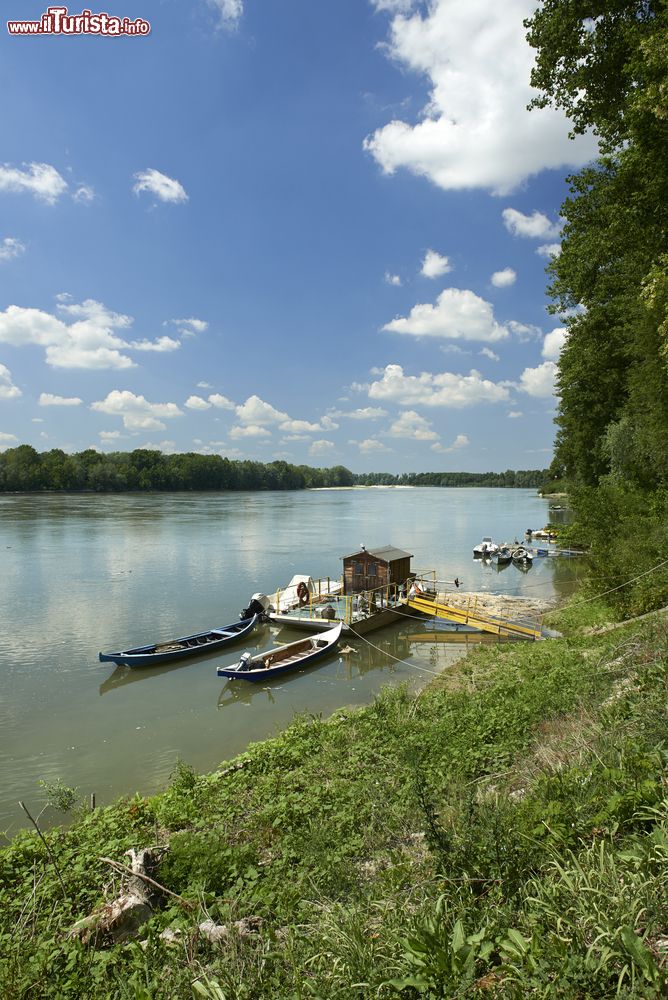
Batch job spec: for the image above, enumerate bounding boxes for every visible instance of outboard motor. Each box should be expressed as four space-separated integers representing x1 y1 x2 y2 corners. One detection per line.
239 592 272 622
236 652 253 672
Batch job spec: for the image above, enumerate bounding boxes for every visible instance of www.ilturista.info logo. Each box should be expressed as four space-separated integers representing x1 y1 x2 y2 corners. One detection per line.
7 7 150 35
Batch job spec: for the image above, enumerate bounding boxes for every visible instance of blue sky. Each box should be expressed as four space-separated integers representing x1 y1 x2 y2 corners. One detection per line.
0 0 596 473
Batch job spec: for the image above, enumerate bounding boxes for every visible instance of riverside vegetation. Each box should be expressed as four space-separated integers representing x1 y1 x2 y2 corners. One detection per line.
0 446 548 493
1 598 667 998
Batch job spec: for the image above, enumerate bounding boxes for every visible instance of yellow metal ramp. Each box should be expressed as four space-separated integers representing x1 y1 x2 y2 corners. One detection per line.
404 593 544 640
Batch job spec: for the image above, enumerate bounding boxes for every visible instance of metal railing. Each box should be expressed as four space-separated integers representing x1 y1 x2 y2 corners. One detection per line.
273 573 441 624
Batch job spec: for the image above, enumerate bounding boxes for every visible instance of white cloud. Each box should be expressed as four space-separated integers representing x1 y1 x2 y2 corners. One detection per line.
235 395 286 426
542 327 568 361
168 317 208 337
332 406 388 420
100 430 123 440
384 271 402 286
383 288 508 342
440 343 469 356
185 395 212 411
0 237 25 262
388 410 439 441
0 431 18 445
369 363 509 407
502 208 561 240
491 267 516 288
197 381 212 389
130 336 181 353
133 169 188 204
371 0 415 12
508 320 542 341
0 299 179 370
421 249 451 278
209 393 236 410
208 0 243 28
280 418 328 434
233 394 334 434
431 433 470 453
479 348 500 362
0 363 22 400
0 162 68 204
137 440 177 454
536 242 562 259
364 0 596 195
507 410 523 418
229 424 271 439
351 438 392 453
38 393 82 406
72 185 95 204
309 439 335 457
91 390 183 431
518 361 558 397
319 415 339 431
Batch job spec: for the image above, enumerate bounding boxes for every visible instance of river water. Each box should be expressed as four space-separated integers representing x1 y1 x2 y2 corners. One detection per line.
0 488 577 834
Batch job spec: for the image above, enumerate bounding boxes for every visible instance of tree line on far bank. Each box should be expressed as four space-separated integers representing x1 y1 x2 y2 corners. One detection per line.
0 444 549 492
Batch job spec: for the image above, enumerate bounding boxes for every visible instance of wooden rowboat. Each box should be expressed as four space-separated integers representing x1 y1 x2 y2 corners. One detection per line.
99 614 259 667
217 621 343 682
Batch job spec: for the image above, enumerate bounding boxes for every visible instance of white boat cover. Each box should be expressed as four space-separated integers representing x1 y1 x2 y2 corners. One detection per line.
274 574 315 612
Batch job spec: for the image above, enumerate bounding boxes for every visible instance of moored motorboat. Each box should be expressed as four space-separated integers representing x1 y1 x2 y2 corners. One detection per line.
493 546 513 566
511 545 534 567
99 614 259 667
473 536 499 558
217 621 343 682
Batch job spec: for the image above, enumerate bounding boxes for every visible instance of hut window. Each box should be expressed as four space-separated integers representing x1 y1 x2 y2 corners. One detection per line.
354 561 364 575
368 562 377 577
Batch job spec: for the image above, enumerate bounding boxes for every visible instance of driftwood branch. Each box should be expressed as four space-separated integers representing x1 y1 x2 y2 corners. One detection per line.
99 856 193 909
69 847 173 945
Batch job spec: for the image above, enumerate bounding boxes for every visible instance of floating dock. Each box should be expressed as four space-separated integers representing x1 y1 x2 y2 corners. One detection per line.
404 590 545 640
267 573 548 641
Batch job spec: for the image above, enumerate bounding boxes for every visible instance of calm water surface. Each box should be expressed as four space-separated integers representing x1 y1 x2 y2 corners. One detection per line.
0 488 578 834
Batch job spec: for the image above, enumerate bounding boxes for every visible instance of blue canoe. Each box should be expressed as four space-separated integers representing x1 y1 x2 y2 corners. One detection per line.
217 621 343 682
99 614 258 667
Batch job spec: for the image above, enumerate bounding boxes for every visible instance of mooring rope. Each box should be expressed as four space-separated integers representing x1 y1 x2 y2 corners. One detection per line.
344 626 444 677
541 556 668 619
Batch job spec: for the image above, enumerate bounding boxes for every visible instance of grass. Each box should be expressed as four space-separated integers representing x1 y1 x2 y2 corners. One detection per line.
1 602 667 998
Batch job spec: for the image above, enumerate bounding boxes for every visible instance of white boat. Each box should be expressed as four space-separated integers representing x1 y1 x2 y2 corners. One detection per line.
473 536 499 558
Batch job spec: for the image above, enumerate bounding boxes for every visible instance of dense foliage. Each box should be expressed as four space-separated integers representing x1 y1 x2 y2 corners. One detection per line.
525 0 668 611
0 445 548 492
0 445 355 492
1 603 667 997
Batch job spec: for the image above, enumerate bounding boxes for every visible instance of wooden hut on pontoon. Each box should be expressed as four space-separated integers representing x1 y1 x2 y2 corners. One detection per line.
341 544 413 595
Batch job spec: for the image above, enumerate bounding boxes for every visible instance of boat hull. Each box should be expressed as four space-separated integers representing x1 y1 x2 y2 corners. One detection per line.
99 614 258 667
493 551 512 566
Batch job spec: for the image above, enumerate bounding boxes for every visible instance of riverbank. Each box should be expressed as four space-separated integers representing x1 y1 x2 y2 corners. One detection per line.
2 594 666 997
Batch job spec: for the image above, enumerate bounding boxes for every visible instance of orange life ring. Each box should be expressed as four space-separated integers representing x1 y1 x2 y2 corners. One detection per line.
296 581 309 605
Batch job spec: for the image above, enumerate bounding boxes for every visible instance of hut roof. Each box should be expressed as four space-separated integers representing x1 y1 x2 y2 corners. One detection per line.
341 544 413 563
